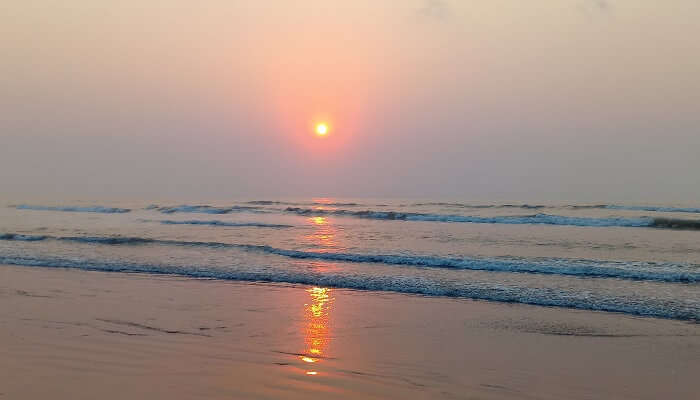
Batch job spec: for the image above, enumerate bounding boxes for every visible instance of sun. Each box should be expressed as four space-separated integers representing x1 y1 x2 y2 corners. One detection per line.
315 123 329 137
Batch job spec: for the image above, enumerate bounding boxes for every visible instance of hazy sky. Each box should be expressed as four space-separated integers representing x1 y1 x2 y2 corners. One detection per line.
2 1 699 202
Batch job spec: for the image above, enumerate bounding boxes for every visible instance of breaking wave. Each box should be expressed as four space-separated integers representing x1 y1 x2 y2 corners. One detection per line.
246 200 360 207
411 202 546 209
606 205 700 213
14 205 131 213
1 233 697 283
409 203 700 213
244 247 699 283
0 254 696 321
62 236 156 245
1 234 155 245
156 220 293 228
281 208 700 230
14 202 700 216
283 208 647 227
0 233 48 241
650 218 700 230
153 205 263 214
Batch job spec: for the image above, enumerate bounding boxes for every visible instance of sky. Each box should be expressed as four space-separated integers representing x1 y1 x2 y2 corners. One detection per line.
2 1 699 202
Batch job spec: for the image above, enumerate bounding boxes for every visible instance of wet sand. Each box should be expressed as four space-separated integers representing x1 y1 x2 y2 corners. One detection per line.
1 264 698 399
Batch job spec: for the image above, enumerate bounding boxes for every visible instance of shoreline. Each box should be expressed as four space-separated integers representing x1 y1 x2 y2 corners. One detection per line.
1 264 698 399
0 257 695 322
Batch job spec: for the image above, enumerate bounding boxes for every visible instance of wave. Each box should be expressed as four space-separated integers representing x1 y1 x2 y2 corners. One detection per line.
411 202 546 209
3 234 152 244
566 204 700 214
410 203 700 213
142 202 700 225
650 218 700 230
0 254 696 321
153 205 263 214
282 208 700 230
0 234 155 245
14 205 131 213
62 236 156 245
246 200 361 207
246 247 699 283
283 208 650 227
606 205 700 214
0 233 48 241
152 203 365 215
157 220 293 228
245 200 293 205
2 233 697 283
566 204 609 209
20 201 694 216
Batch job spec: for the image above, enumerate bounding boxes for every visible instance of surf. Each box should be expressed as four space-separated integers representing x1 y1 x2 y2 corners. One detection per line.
2 233 697 283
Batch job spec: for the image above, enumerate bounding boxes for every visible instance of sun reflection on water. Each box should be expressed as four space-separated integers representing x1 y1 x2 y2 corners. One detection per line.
305 216 340 251
311 216 328 225
301 286 333 376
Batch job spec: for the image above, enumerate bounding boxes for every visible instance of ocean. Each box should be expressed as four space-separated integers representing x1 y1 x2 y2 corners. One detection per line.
2 199 699 321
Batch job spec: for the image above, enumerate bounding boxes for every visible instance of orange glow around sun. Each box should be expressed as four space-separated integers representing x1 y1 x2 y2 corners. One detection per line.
315 123 329 137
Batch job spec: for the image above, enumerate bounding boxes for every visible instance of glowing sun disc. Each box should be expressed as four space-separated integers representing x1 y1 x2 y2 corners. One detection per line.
315 123 329 136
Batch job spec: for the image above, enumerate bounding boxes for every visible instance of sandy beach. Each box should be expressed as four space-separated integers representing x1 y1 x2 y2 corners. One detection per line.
1 264 697 399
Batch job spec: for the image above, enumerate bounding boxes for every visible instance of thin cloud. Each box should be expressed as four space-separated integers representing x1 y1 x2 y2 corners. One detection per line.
418 0 451 21
577 0 612 15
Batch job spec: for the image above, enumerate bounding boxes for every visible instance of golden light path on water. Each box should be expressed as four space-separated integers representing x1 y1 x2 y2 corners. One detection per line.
300 205 337 376
305 216 338 251
301 286 333 376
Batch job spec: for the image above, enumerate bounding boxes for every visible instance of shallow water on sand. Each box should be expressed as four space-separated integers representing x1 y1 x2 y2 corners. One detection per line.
2 266 698 400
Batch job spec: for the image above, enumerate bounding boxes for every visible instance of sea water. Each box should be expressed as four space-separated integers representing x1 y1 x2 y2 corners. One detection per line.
1 199 698 320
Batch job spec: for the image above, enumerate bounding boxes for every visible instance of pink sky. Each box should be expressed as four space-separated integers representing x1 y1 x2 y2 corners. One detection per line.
2 1 699 201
